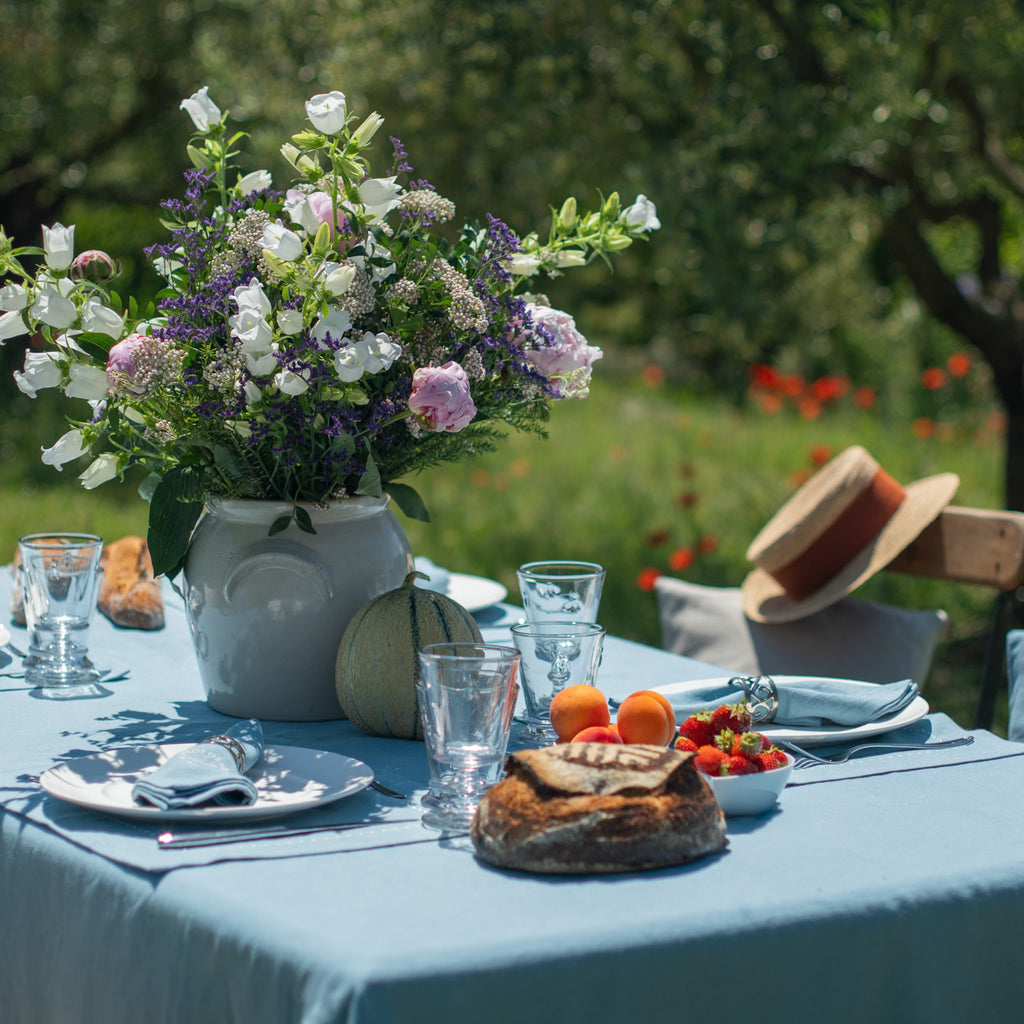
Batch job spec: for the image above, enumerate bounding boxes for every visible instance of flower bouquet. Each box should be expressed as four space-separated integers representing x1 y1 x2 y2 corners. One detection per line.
0 87 659 578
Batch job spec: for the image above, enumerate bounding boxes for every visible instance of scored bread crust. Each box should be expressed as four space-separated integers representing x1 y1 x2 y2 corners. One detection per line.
470 743 727 874
98 536 165 630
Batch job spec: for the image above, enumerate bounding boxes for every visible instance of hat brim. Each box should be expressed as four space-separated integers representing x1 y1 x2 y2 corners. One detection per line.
741 471 959 623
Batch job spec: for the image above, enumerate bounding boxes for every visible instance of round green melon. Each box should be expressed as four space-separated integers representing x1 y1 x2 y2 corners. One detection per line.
335 571 484 739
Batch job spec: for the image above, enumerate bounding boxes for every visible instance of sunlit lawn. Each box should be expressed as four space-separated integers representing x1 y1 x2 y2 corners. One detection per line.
0 371 1009 732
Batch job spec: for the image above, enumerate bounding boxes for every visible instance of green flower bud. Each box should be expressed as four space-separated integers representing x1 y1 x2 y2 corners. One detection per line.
558 197 577 230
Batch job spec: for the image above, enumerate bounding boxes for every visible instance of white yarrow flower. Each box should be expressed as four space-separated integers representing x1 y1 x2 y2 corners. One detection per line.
180 86 221 133
305 91 347 134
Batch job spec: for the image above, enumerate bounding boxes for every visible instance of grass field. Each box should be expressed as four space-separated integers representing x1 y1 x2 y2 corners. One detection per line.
0 368 1010 733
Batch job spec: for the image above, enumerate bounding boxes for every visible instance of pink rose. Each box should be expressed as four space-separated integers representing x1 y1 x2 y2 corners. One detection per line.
106 333 147 393
307 191 347 231
408 361 476 432
525 304 602 392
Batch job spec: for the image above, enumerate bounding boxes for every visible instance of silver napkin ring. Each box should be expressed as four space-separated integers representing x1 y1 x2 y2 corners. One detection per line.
729 675 779 724
205 734 247 771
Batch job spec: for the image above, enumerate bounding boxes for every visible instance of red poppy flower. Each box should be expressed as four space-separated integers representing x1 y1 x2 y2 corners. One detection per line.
921 367 947 391
854 386 876 409
697 534 718 554
947 352 972 378
809 444 833 467
668 547 694 571
636 568 661 592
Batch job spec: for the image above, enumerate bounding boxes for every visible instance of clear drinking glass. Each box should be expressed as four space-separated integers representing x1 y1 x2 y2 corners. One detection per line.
18 533 104 693
516 561 606 624
417 643 520 831
509 621 605 743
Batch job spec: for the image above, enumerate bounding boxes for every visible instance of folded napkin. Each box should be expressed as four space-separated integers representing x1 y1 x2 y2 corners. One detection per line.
131 719 264 809
654 677 919 728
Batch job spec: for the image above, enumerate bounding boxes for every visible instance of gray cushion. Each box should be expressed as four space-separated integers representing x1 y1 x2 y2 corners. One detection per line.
655 578 947 685
1005 630 1024 742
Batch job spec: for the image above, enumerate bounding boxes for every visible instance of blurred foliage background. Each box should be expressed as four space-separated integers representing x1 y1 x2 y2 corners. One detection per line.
5 1 1024 447
3 0 1024 728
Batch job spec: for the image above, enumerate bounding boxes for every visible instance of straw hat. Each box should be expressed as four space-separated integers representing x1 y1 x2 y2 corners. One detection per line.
741 446 959 623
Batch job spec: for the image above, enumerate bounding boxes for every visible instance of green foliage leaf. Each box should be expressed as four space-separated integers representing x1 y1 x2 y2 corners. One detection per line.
386 481 430 523
146 465 205 578
356 450 382 497
293 504 316 534
268 514 291 536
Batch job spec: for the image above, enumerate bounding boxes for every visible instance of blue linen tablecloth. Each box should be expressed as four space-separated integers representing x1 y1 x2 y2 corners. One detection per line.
3 571 1024 1023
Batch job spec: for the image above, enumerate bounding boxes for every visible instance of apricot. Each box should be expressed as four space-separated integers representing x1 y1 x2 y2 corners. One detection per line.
630 689 676 731
571 725 624 744
616 693 675 746
549 684 610 742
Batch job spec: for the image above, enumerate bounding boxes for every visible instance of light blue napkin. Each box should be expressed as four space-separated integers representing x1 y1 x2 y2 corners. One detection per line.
654 677 919 728
131 719 264 809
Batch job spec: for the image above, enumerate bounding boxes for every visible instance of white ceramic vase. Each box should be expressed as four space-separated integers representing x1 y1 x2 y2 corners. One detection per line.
183 496 413 721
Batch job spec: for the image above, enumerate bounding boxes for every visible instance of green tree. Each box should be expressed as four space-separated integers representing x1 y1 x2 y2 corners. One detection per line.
4 0 1024 506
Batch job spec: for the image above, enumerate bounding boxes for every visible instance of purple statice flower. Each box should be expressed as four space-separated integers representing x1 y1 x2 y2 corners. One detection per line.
390 136 413 175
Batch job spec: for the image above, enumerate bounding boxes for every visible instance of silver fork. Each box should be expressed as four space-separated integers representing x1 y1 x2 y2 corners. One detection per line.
778 735 974 769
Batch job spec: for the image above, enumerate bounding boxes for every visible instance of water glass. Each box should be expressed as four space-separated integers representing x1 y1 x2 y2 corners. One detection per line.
18 533 104 692
517 561 605 623
417 643 520 831
509 621 605 743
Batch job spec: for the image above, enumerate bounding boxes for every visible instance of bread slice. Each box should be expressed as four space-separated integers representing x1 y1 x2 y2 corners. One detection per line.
471 743 727 874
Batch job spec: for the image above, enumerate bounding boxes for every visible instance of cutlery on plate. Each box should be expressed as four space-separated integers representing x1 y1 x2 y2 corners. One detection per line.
157 817 421 849
778 735 974 769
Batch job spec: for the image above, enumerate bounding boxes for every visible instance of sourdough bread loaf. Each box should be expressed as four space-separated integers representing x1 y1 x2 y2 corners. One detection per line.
470 742 727 874
98 536 165 630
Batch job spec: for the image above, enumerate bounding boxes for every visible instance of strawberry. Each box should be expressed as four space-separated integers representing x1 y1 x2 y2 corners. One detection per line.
675 736 699 753
712 727 736 753
756 747 790 772
678 710 715 747
694 744 728 776
724 753 758 775
731 731 766 757
709 701 752 735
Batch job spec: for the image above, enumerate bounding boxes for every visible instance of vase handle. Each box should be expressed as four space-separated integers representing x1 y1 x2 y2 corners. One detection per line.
222 545 334 605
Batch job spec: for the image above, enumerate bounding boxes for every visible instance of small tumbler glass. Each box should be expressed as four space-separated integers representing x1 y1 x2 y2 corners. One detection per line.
509 621 605 743
516 561 605 624
417 643 520 832
18 533 104 693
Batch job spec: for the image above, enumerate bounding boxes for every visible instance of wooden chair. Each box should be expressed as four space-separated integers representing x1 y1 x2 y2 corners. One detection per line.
886 506 1024 727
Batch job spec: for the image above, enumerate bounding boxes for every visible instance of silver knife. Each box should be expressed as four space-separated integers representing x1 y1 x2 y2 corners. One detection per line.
157 817 420 849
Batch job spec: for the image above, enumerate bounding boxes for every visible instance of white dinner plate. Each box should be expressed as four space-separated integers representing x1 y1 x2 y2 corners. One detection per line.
416 570 507 612
665 676 930 747
40 744 374 822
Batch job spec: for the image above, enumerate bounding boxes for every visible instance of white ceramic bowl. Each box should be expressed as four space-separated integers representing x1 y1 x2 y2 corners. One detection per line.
701 752 794 816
